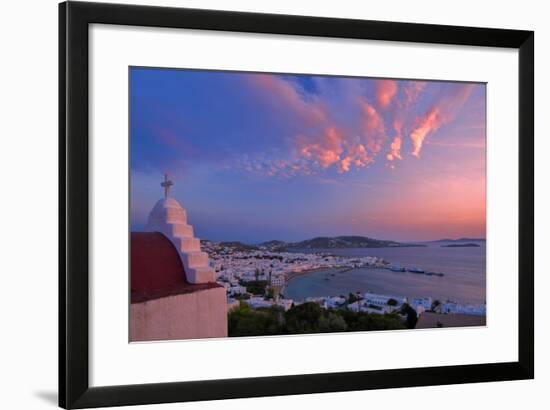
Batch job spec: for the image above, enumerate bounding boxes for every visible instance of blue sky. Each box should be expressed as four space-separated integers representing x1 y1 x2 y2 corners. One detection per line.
130 67 486 243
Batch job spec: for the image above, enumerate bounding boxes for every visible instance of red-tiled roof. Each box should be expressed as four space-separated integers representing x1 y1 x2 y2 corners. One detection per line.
131 232 220 303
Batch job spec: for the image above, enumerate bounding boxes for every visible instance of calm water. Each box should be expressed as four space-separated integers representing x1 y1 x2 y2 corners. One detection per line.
284 242 486 304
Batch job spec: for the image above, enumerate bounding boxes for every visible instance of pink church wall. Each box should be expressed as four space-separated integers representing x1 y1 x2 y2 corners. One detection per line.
130 286 228 342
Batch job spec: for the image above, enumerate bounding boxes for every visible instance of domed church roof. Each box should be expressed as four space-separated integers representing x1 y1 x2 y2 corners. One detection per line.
130 232 219 303
131 232 188 288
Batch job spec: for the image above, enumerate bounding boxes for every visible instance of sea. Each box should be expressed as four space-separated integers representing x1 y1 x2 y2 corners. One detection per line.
284 241 486 305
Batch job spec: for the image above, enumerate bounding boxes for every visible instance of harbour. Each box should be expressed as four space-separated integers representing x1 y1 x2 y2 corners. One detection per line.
284 241 486 305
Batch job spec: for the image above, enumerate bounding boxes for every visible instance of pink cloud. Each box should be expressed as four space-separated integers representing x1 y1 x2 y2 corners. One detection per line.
387 136 402 161
386 119 403 161
338 156 352 173
360 102 386 154
375 80 398 109
289 100 384 175
384 81 427 162
403 81 427 105
299 127 344 168
409 83 475 157
346 143 372 169
296 127 374 174
251 74 327 125
240 76 477 176
410 107 442 157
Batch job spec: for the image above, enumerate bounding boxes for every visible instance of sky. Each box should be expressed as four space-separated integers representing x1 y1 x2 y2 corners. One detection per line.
130 67 486 243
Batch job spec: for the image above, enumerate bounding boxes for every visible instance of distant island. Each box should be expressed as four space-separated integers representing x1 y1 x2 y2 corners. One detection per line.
202 236 428 251
430 237 486 243
258 235 427 251
204 235 487 251
441 243 481 248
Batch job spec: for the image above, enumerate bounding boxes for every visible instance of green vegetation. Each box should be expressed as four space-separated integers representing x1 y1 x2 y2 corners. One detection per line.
399 303 418 329
228 304 284 337
228 302 406 337
241 280 268 295
264 288 274 300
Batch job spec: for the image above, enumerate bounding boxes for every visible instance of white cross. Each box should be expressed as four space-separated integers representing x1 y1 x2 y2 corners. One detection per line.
160 173 174 198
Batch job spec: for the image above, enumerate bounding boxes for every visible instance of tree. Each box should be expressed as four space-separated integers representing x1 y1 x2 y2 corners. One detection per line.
244 280 268 295
318 312 348 332
228 302 407 338
387 298 398 306
400 303 418 329
228 304 283 336
348 292 360 304
285 302 323 334
264 288 274 300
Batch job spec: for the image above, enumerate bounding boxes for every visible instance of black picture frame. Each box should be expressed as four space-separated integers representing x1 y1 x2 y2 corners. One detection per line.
59 1 534 408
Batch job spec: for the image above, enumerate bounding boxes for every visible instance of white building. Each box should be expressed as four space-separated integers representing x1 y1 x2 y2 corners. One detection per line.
229 285 247 296
347 301 361 312
227 298 240 311
441 302 486 316
326 296 346 309
270 274 285 287
363 292 406 308
409 297 433 314
244 297 272 309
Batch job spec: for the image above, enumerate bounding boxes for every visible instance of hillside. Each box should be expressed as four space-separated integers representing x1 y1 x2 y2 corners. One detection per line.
260 235 426 251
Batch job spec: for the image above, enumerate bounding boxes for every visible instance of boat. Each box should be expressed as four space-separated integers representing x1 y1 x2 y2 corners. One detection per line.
408 267 425 274
389 266 406 272
424 271 445 277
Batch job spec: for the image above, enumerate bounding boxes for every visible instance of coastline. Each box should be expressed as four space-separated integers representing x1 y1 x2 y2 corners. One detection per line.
282 266 357 295
282 267 329 294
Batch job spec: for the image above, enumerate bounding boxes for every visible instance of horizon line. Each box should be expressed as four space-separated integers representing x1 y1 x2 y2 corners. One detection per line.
129 225 485 245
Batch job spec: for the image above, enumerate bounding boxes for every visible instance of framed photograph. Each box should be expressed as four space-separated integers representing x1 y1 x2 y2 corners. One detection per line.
59 1 534 408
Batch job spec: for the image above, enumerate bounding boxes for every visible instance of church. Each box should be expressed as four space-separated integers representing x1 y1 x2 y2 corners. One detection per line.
130 175 227 341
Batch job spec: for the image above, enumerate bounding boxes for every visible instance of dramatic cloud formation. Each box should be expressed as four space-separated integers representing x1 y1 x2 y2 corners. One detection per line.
409 83 475 157
292 101 384 175
360 101 386 155
340 141 372 172
385 81 426 161
132 69 483 179
245 76 389 176
410 107 442 157
375 80 398 109
239 76 480 175
298 127 344 168
131 68 486 242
